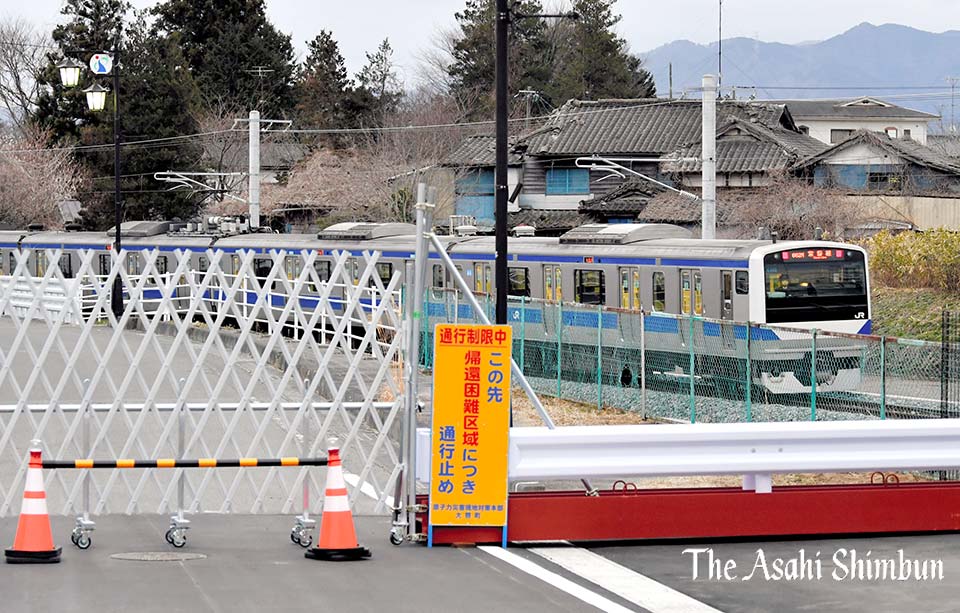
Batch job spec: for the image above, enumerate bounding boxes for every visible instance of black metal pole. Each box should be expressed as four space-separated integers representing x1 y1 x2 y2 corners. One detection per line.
110 47 123 320
494 0 509 325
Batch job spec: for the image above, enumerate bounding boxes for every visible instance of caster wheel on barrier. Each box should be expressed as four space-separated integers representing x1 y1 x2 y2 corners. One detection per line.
389 529 404 546
298 533 312 548
166 528 186 548
76 533 91 550
70 530 80 546
290 529 301 545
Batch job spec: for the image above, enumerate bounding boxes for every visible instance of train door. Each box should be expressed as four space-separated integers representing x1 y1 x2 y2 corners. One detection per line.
720 270 735 347
543 264 562 336
473 262 492 295
619 267 641 310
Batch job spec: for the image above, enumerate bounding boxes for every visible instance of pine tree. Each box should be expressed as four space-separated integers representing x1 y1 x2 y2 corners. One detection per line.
447 0 551 119
294 31 349 130
152 0 296 116
548 0 656 102
355 38 403 124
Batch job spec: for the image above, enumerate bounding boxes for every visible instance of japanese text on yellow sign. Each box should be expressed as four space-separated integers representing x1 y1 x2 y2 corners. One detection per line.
429 324 512 527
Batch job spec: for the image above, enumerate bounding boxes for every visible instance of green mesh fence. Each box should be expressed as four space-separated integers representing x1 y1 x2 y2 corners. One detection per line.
418 289 954 425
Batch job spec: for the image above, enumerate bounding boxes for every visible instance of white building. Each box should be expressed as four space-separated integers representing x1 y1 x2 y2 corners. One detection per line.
776 97 938 146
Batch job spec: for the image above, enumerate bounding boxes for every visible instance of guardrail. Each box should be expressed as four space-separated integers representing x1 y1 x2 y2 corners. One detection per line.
417 419 960 493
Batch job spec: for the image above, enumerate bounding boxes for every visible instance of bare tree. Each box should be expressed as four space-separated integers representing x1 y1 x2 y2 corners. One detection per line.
0 127 88 228
0 17 50 136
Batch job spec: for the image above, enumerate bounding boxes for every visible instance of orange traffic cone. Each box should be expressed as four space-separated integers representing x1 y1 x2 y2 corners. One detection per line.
305 446 371 561
5 445 60 563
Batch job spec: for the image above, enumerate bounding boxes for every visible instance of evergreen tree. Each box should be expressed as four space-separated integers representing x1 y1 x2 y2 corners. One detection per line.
447 0 551 119
153 0 296 116
548 0 655 101
355 38 403 124
294 30 349 130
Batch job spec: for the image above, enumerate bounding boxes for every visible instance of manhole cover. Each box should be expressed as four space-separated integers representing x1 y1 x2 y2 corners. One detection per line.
110 552 207 562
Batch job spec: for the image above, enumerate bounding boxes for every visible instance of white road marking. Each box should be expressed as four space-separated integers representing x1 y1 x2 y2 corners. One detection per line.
530 547 724 613
478 546 636 613
342 471 395 507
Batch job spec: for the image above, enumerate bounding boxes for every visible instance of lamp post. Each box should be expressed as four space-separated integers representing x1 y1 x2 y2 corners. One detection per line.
493 3 577 324
58 50 124 319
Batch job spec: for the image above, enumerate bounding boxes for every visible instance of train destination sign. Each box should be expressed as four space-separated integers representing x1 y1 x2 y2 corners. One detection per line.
780 249 847 262
429 323 512 529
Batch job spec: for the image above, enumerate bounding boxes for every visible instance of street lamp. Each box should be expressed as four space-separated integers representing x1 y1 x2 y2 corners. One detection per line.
493 3 578 325
56 57 83 88
83 82 108 112
58 50 124 320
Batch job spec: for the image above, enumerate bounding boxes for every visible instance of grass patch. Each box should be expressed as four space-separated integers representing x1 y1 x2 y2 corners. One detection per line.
872 286 960 342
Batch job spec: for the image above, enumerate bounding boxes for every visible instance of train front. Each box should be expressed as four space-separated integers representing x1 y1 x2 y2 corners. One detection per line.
748 242 870 395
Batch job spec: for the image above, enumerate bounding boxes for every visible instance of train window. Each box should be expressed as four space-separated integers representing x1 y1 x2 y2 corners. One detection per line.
35 252 47 277
693 271 703 316
736 271 749 294
0 251 4 275
10 252 18 275
375 262 393 286
126 253 141 276
314 260 331 283
620 270 629 308
485 265 492 294
285 256 301 281
652 272 665 312
254 257 272 280
508 267 530 297
473 263 483 293
555 268 562 301
574 270 605 305
680 270 691 314
352 259 360 285
544 267 553 301
198 256 209 272
99 254 111 276
59 254 73 279
155 256 167 275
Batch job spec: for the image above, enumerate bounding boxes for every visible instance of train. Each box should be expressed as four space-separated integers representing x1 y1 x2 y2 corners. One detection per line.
0 218 871 395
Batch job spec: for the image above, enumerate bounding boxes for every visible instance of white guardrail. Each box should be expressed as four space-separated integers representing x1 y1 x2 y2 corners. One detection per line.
416 419 960 493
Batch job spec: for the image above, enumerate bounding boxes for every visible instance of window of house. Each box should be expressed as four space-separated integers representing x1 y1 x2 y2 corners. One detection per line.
652 272 665 312
574 269 604 305
885 127 898 138
867 172 902 191
830 129 854 144
508 267 530 297
903 129 912 140
545 168 590 195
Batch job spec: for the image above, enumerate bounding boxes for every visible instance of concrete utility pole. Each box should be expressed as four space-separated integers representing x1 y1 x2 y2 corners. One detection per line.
248 110 261 228
701 74 717 240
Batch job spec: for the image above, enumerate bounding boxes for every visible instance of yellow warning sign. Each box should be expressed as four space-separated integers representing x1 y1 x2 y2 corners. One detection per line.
429 324 512 527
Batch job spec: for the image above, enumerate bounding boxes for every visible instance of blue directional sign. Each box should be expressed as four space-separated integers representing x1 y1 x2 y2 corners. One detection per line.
89 53 113 75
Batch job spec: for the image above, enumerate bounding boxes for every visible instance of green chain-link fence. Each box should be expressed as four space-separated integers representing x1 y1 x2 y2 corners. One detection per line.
419 289 955 424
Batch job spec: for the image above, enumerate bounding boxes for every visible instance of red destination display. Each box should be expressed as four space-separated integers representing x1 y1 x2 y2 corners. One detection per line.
781 249 845 261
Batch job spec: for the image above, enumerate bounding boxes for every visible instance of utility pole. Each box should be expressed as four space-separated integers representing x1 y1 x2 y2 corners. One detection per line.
948 77 959 133
495 5 577 325
701 74 717 240
248 110 261 228
718 0 723 92
669 63 673 100
494 0 510 325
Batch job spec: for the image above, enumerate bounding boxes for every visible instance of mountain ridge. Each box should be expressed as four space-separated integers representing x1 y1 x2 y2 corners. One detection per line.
639 22 960 119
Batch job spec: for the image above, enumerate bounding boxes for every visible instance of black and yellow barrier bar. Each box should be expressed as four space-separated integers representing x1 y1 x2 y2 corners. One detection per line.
43 456 328 469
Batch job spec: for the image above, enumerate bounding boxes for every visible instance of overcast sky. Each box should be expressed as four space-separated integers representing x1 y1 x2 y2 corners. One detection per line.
8 0 960 86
